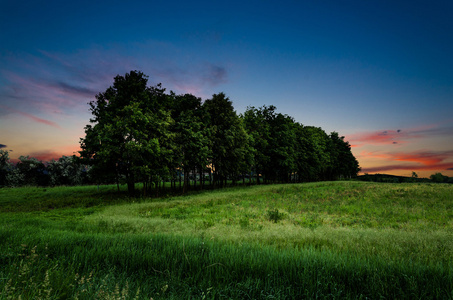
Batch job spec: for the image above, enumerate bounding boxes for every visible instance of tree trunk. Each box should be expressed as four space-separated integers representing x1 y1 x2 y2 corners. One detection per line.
115 164 120 192
183 168 188 194
179 170 182 190
127 180 134 196
193 168 196 189
143 181 147 197
199 165 203 190
208 168 212 188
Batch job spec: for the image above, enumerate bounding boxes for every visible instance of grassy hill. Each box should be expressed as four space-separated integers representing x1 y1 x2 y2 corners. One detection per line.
1 181 452 299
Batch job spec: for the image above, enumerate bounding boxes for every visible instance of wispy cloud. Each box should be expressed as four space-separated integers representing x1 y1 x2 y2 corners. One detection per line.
203 64 228 86
347 123 453 147
0 50 123 116
393 151 453 165
361 163 453 173
348 129 406 146
21 112 61 128
359 150 453 173
26 151 63 162
2 72 97 111
0 46 229 120
13 145 82 163
0 105 61 128
47 81 97 98
360 150 453 166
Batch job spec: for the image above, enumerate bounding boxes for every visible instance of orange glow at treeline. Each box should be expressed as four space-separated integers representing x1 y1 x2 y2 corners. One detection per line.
356 150 453 176
9 146 82 164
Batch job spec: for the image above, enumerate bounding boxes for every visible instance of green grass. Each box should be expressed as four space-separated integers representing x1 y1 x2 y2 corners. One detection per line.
0 181 452 299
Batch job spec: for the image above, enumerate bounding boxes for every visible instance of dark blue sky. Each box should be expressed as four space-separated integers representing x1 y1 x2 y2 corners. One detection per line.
1 0 452 177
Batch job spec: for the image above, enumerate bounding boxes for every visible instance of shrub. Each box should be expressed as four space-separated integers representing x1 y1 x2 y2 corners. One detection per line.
267 208 283 223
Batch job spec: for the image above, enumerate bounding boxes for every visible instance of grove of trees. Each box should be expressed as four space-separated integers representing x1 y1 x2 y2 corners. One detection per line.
3 71 453 191
0 70 364 192
78 70 360 195
0 152 88 187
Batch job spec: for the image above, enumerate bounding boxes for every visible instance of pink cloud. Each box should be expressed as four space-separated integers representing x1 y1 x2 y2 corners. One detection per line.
27 151 63 162
0 49 133 118
346 123 453 147
359 150 453 173
393 151 453 165
347 129 417 146
4 72 92 111
0 105 61 128
361 162 453 173
360 150 453 165
20 112 61 128
11 145 82 164
1 48 229 122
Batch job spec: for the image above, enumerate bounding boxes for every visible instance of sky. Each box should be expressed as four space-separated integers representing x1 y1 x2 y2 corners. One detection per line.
1 0 453 178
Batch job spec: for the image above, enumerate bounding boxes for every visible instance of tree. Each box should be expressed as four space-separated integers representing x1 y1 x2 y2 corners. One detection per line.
243 106 359 183
329 132 360 179
203 93 252 187
14 156 49 186
242 106 272 184
80 71 173 195
411 171 418 182
243 105 298 183
293 123 314 182
0 150 12 187
77 71 361 194
47 155 87 186
430 172 448 183
265 111 297 183
171 93 210 192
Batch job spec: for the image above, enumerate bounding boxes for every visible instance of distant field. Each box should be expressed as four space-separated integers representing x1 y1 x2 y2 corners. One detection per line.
0 181 452 299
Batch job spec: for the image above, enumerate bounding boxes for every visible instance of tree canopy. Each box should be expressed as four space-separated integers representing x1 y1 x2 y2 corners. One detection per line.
78 70 360 195
6 71 451 189
80 71 173 194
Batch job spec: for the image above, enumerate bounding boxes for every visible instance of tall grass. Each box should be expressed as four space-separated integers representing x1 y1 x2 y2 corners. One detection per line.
1 181 452 299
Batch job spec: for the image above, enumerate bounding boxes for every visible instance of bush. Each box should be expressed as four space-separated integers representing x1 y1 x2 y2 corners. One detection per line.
430 173 449 183
267 208 283 223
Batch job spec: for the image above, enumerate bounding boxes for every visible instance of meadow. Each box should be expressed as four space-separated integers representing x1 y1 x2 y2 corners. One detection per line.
0 181 452 299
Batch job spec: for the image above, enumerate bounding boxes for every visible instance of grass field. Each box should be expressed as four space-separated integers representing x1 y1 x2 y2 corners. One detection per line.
0 181 452 299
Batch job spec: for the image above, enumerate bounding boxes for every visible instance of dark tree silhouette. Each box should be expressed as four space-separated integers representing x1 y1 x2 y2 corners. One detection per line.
80 71 173 195
171 93 210 193
203 93 252 187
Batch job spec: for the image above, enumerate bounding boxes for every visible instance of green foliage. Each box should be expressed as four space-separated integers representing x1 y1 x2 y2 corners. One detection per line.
267 208 283 223
204 93 253 187
0 151 90 188
12 156 49 186
430 172 449 183
329 131 360 179
171 94 210 193
3 71 361 191
243 106 360 183
80 71 174 195
47 155 88 186
0 150 12 187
